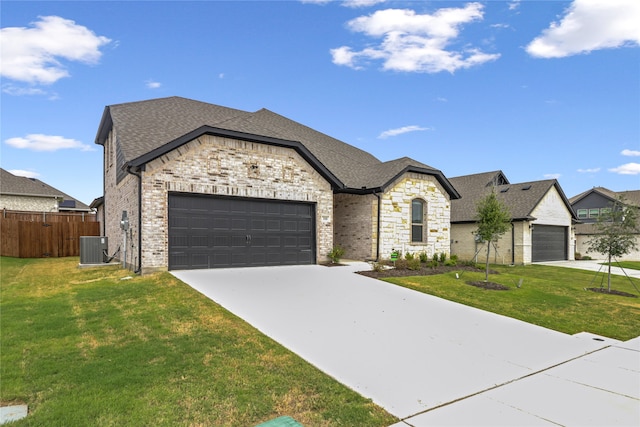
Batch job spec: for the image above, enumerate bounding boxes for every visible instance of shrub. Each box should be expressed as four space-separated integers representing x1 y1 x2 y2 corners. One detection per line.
444 259 457 267
394 259 408 270
582 255 592 260
372 262 385 273
405 252 415 261
327 245 345 264
575 252 582 260
426 260 439 268
419 252 429 263
432 253 439 263
407 258 422 270
450 254 459 263
439 253 447 263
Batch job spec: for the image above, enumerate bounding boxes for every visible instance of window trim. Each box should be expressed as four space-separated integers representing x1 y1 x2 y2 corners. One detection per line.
411 198 425 243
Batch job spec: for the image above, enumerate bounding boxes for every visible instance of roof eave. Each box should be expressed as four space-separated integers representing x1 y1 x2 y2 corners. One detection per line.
379 165 461 199
94 106 113 146
126 125 346 190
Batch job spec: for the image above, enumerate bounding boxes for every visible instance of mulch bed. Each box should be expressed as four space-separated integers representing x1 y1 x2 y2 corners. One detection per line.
357 265 496 279
466 281 510 290
585 288 637 298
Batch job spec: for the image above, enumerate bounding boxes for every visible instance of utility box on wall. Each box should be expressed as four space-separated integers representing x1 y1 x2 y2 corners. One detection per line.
80 236 108 264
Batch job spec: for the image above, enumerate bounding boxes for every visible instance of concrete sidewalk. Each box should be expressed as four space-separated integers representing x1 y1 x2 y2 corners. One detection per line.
536 259 640 279
172 263 639 425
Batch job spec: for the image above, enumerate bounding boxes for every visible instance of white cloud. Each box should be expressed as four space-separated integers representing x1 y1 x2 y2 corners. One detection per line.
621 149 640 156
8 169 40 178
508 1 521 11
378 125 429 139
543 173 561 179
526 0 640 58
609 163 640 175
577 167 601 173
343 0 386 8
0 15 111 84
331 3 500 73
5 134 94 152
145 80 162 89
2 84 48 96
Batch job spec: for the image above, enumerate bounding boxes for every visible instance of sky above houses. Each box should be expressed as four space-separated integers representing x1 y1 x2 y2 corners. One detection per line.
1 0 639 206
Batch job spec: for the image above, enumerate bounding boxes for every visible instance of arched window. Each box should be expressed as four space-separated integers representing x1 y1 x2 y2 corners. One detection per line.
411 199 425 242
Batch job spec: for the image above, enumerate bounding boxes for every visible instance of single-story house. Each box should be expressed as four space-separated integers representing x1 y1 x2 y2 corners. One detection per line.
570 187 640 261
449 171 577 264
95 96 460 272
0 168 92 213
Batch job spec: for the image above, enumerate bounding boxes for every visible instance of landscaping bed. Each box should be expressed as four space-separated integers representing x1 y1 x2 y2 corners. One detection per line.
358 263 497 278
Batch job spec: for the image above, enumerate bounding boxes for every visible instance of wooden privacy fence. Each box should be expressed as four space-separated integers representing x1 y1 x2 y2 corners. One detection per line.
2 209 97 223
0 216 100 258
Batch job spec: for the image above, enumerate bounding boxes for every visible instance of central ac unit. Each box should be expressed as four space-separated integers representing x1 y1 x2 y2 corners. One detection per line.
80 236 108 264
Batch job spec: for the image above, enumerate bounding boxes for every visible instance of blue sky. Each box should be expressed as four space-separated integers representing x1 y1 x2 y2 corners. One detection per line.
1 0 639 206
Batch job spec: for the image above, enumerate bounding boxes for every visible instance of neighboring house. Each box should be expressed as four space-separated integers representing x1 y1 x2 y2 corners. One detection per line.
570 187 640 261
449 171 577 264
0 168 92 213
95 96 460 273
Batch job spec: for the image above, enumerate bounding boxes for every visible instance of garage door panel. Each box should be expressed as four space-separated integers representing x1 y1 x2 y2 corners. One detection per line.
168 194 316 270
532 225 567 262
267 220 280 231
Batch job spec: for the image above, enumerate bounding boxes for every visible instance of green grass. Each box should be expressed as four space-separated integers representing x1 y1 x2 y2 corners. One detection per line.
603 261 640 271
384 264 640 341
0 257 397 427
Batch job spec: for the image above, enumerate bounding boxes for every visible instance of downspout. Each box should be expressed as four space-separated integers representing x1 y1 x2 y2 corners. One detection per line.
375 191 382 262
127 166 143 274
511 223 515 265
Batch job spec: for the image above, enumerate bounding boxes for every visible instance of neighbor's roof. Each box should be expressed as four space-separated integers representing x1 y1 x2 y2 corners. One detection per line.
569 186 640 208
0 168 91 211
95 96 459 197
449 170 576 223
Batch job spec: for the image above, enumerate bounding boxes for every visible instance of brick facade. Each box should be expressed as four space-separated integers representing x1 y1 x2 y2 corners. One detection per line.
104 133 333 273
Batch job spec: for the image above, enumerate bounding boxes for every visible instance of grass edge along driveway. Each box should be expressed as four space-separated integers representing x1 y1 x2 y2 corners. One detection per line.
385 264 640 341
0 257 397 427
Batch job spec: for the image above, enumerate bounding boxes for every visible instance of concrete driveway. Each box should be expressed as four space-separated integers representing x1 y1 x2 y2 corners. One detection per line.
172 263 639 426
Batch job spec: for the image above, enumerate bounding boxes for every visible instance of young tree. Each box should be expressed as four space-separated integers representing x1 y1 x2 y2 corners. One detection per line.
475 190 512 282
587 197 639 292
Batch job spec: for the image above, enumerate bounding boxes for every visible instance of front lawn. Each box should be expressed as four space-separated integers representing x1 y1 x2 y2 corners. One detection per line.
604 261 640 271
384 264 640 341
0 257 396 427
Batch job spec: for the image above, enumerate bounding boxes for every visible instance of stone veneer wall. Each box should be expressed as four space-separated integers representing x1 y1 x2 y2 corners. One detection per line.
0 195 59 212
138 134 333 272
378 173 451 260
333 193 377 260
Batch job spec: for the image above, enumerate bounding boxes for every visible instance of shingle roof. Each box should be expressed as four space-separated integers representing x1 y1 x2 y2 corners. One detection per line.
449 170 575 223
0 168 91 211
570 187 640 208
95 96 459 197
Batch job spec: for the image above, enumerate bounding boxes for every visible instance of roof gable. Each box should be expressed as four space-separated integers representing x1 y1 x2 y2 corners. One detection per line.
570 187 640 208
450 171 575 223
95 96 459 197
0 168 91 210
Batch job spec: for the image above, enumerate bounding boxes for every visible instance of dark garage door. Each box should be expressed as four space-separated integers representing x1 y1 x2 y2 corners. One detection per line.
168 194 315 270
532 225 567 262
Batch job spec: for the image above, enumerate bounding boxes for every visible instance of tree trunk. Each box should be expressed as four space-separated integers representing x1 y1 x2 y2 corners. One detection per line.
608 253 612 292
485 240 491 282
